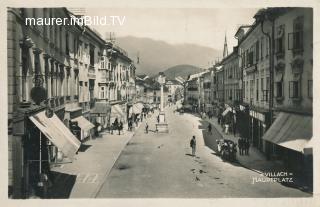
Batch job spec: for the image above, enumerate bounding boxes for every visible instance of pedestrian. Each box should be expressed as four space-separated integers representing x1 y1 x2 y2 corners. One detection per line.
190 135 196 156
157 115 160 123
128 120 131 131
145 120 149 134
238 138 243 155
245 139 250 155
118 121 123 135
208 123 212 134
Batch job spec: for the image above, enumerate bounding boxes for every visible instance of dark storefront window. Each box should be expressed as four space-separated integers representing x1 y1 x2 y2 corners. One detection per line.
289 81 300 98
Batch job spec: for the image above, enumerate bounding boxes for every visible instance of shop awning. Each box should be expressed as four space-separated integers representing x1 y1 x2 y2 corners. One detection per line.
222 108 232 116
29 111 81 159
131 102 144 114
111 104 125 118
72 116 95 131
262 112 312 153
91 101 111 116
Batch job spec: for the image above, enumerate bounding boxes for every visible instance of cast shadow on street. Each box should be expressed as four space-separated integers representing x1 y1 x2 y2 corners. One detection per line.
78 144 92 152
49 171 77 198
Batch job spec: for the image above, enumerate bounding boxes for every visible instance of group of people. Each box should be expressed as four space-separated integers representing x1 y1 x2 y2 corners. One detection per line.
238 137 250 155
111 118 124 135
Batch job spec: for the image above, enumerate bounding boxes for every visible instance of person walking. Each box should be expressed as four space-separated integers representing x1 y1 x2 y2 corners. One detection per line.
244 139 250 155
190 136 197 156
157 115 160 123
118 121 123 135
238 138 243 155
208 123 212 134
145 120 149 134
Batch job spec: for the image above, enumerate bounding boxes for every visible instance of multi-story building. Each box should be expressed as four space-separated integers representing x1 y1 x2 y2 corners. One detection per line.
165 79 183 103
221 47 241 104
259 8 313 177
185 71 207 112
236 14 273 151
215 65 224 105
94 42 136 128
202 71 212 112
7 8 92 198
7 8 136 198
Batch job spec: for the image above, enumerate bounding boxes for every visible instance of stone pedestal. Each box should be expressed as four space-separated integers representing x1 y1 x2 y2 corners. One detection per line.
156 111 168 133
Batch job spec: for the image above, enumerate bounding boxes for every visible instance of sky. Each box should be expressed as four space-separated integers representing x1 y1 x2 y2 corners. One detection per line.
85 8 259 52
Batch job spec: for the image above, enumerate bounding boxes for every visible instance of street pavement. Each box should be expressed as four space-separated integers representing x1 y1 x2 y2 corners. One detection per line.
49 122 140 198
96 106 310 198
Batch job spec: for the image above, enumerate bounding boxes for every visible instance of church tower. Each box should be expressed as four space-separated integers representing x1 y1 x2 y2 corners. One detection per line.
223 33 228 58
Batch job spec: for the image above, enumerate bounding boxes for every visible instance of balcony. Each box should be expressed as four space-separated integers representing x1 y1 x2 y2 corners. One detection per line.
244 64 257 74
59 96 65 105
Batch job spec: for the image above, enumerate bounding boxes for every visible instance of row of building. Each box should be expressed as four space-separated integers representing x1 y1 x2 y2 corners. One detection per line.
185 8 313 185
7 8 137 198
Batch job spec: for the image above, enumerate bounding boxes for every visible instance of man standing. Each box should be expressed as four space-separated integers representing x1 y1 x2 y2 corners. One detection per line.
145 120 149 134
190 136 196 156
238 138 243 155
208 123 212 134
245 139 250 155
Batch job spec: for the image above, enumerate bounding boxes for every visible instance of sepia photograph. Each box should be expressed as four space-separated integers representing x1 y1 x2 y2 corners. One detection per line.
4 1 318 205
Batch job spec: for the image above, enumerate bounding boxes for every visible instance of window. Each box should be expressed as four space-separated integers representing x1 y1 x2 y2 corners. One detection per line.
255 41 260 62
59 27 63 51
266 38 269 57
276 82 283 98
308 80 313 98
260 37 264 59
250 80 254 102
256 79 259 101
289 81 300 98
66 32 69 56
266 77 270 90
262 90 269 102
100 87 105 99
248 47 254 66
288 16 304 51
275 25 285 55
90 47 95 66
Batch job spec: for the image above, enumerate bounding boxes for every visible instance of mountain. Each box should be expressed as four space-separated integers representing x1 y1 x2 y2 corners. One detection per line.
163 64 203 80
116 36 221 76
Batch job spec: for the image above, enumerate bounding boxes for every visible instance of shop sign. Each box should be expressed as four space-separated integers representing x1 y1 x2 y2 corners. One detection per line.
250 110 265 122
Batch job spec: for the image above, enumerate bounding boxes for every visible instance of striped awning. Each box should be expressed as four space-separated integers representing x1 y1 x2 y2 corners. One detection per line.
72 116 95 131
262 112 312 153
29 111 81 159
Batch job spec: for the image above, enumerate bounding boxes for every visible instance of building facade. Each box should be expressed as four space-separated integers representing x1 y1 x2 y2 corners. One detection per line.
237 17 273 151
7 8 136 198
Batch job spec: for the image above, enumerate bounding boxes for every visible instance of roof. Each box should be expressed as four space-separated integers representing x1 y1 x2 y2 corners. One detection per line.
166 79 182 85
188 71 208 81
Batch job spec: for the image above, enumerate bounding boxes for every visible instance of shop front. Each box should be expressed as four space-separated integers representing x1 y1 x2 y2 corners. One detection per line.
262 112 312 172
236 104 250 140
249 109 271 152
12 103 80 198
70 116 95 141
90 100 112 133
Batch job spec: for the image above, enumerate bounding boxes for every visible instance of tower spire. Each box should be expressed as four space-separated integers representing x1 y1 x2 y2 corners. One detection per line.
223 32 228 58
